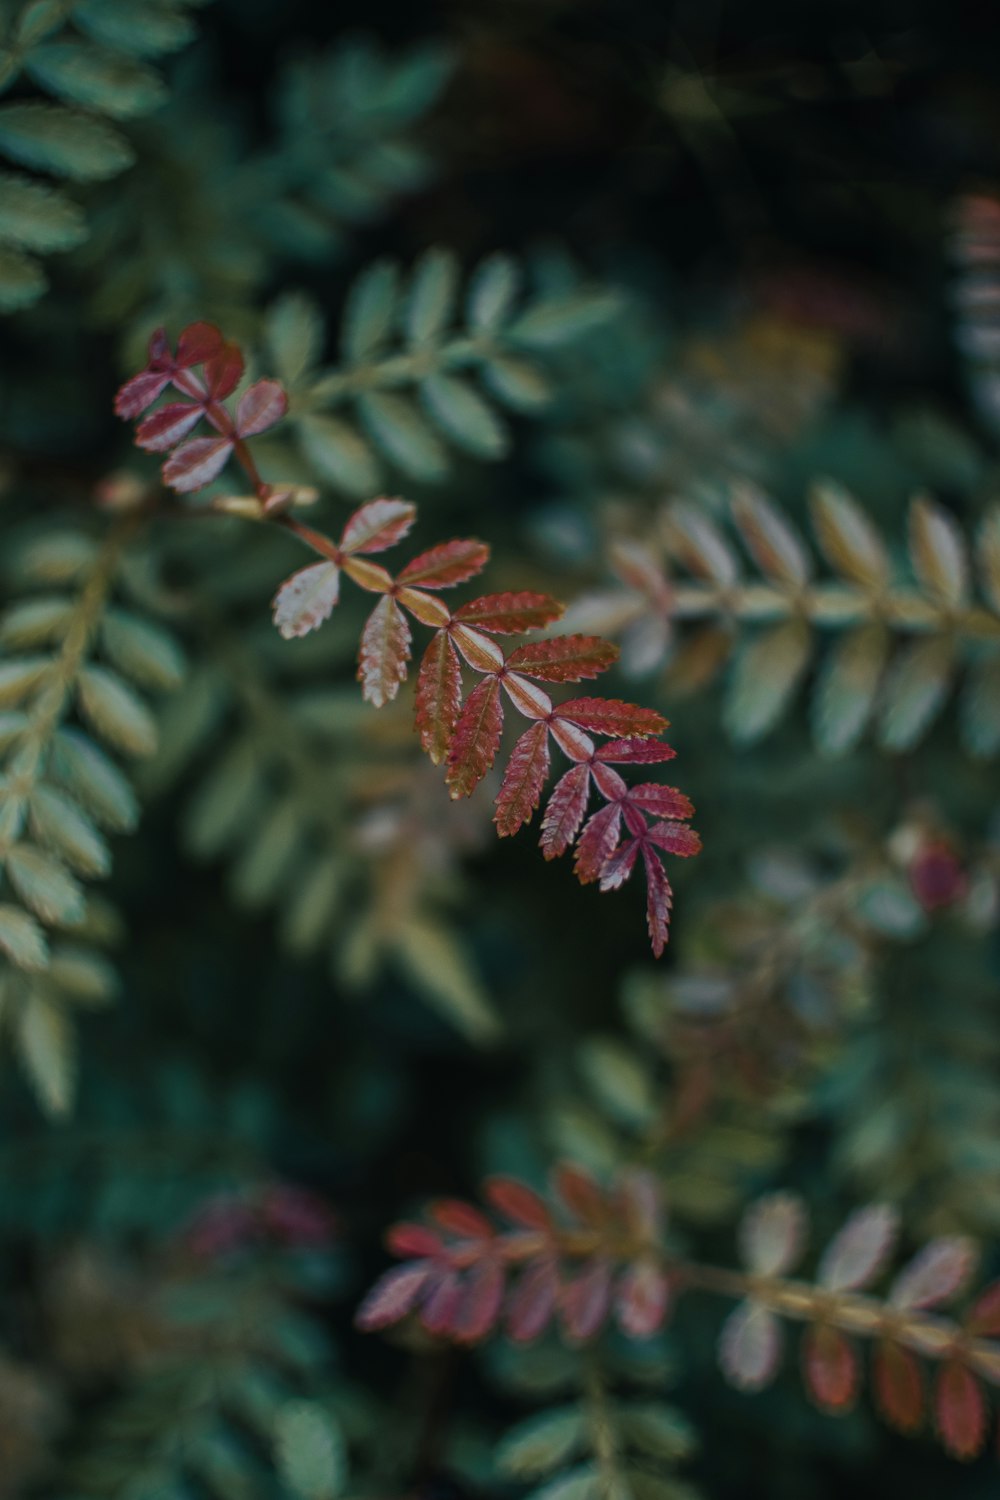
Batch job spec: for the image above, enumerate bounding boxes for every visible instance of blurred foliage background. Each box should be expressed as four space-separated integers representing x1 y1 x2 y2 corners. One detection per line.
1 0 999 1495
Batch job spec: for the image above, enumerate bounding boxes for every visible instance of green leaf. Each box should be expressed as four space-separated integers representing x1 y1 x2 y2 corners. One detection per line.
877 638 953 751
230 799 304 908
74 0 197 58
186 741 265 859
619 1402 698 1460
0 902 49 969
812 624 888 756
342 258 398 361
267 292 323 386
961 656 1000 758
274 1401 346 1500
482 354 551 411
0 655 50 708
16 530 98 582
5 843 85 925
25 40 164 119
48 944 117 1005
0 102 133 179
508 291 620 349
0 243 45 309
0 171 85 250
357 391 447 480
467 253 520 333
0 712 27 752
0 594 73 647
298 413 380 495
16 990 73 1115
29 785 110 876
420 372 507 457
496 1408 585 1478
78 664 158 757
405 247 458 346
578 1037 657 1129
50 727 139 832
281 855 344 954
100 608 186 691
392 917 499 1044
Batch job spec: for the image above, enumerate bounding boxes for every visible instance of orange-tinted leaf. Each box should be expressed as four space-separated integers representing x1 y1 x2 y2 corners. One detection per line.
574 803 623 884
540 765 590 859
273 561 341 639
398 539 490 588
355 1263 433 1330
506 634 619 682
802 1323 859 1412
889 1237 978 1310
874 1341 924 1433
358 595 412 707
236 378 287 436
555 698 668 737
642 845 673 957
415 631 462 764
485 1177 553 1230
719 1300 783 1391
162 434 234 492
454 591 564 634
495 722 550 837
446 676 503 798
936 1361 988 1460
341 497 416 554
818 1204 898 1291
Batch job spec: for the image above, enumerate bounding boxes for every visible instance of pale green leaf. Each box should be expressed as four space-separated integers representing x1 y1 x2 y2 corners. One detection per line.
357 391 447 480
16 990 73 1114
0 655 50 707
482 354 551 411
0 594 72 647
5 843 85 925
48 943 117 1005
392 918 499 1044
0 171 85 250
50 727 139 831
0 102 133 179
961 655 1000 758
100 608 186 691
29 784 110 876
420 372 507 457
230 799 304 908
725 621 811 743
467 253 520 333
405 247 458 346
0 241 44 308
877 638 953 751
25 40 164 118
274 1401 346 1500
812 624 888 755
342 258 398 361
495 1408 585 1478
297 414 380 495
78 664 158 757
507 290 619 349
0 902 48 969
267 292 323 386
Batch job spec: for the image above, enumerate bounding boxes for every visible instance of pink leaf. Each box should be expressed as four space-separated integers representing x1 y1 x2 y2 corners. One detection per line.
599 838 638 890
453 592 565 634
355 1263 433 1330
596 738 677 764
495 722 550 837
738 1193 808 1277
540 765 591 860
399 539 490 589
889 1237 978 1311
874 1341 924 1433
554 698 669 737
446 676 503 798
114 368 172 419
386 1223 444 1259
421 1270 465 1337
485 1177 553 1230
818 1204 899 1292
642 846 673 957
136 401 204 452
236 378 288 436
505 635 619 682
415 631 462 764
719 1301 783 1391
506 1256 559 1342
162 435 234 492
646 822 702 858
936 1361 988 1460
561 1256 613 1341
627 783 695 820
358 595 412 707
341 497 416 555
273 562 341 640
454 1259 505 1343
574 803 623 885
802 1324 859 1412
616 1257 671 1338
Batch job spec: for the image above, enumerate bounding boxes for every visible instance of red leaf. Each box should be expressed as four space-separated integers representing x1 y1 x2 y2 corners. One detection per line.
802 1324 859 1412
647 822 702 858
386 1223 443 1259
358 595 412 707
555 698 669 737
454 1259 505 1343
616 1257 671 1338
719 1300 783 1391
561 1256 613 1341
236 378 288 436
574 802 623 884
428 1199 494 1241
818 1204 898 1292
341 497 416 555
176 322 224 367
539 765 591 859
485 1177 553 1230
627 783 695 820
453 591 565 634
599 838 638 890
415 631 462 764
136 401 203 451
421 1270 464 1336
889 1237 978 1311
273 562 341 640
446 676 503 798
936 1361 988 1460
399 539 490 589
506 1256 559 1342
114 368 172 418
642 845 673 957
505 634 619 682
355 1263 433 1330
553 1163 608 1226
204 340 244 398
495 722 550 837
874 1341 924 1433
738 1193 808 1277
596 738 676 764
162 435 234 492
968 1282 1000 1337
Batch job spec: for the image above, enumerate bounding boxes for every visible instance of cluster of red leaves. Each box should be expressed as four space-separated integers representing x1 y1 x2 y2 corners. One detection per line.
181 1183 337 1260
356 1169 1000 1464
116 325 700 955
355 1164 670 1345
